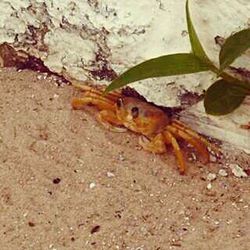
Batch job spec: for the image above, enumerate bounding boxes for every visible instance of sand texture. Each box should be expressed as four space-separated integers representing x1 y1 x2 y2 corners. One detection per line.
0 69 249 250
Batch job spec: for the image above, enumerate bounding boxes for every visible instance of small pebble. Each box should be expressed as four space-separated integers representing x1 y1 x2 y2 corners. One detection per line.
210 155 217 162
218 169 228 177
229 164 248 178
89 182 96 189
207 183 212 190
118 153 125 161
107 172 115 178
90 225 100 234
23 212 28 217
207 173 217 181
28 222 35 227
53 178 61 184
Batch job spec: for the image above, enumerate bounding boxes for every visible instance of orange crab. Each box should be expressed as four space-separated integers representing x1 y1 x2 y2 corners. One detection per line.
71 82 219 174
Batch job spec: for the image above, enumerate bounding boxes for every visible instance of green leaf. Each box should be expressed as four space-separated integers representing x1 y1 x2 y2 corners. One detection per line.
219 28 250 72
105 53 209 92
204 79 247 115
185 0 210 63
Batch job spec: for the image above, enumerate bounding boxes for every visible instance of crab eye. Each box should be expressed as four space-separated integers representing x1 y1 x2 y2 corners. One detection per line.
116 98 124 108
131 107 139 118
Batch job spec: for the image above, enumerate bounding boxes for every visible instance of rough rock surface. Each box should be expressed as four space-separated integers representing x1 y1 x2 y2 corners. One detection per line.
1 0 249 105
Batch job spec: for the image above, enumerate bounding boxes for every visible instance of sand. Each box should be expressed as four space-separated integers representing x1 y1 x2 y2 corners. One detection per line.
0 68 249 250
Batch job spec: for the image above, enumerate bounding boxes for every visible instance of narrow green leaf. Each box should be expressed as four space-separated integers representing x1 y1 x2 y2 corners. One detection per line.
105 53 209 92
185 0 210 63
219 28 250 72
204 79 247 115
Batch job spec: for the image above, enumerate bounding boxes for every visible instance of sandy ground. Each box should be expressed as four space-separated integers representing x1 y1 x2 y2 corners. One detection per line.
0 68 249 250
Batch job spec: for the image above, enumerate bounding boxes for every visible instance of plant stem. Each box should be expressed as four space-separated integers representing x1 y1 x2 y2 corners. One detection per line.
204 59 250 92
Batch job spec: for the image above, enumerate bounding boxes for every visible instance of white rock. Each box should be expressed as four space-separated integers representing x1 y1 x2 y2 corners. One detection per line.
218 169 228 177
207 173 217 181
207 183 212 190
1 0 249 106
89 182 96 189
229 164 248 178
107 171 115 178
37 75 43 80
209 155 217 163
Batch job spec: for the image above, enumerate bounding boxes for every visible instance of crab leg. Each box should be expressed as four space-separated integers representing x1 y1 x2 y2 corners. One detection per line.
138 134 167 154
72 81 122 101
166 125 209 163
83 92 116 105
172 120 220 154
163 131 186 174
97 110 127 132
71 96 115 111
84 88 121 102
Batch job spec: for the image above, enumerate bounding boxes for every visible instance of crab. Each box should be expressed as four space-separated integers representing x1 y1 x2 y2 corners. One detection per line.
71 82 219 174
